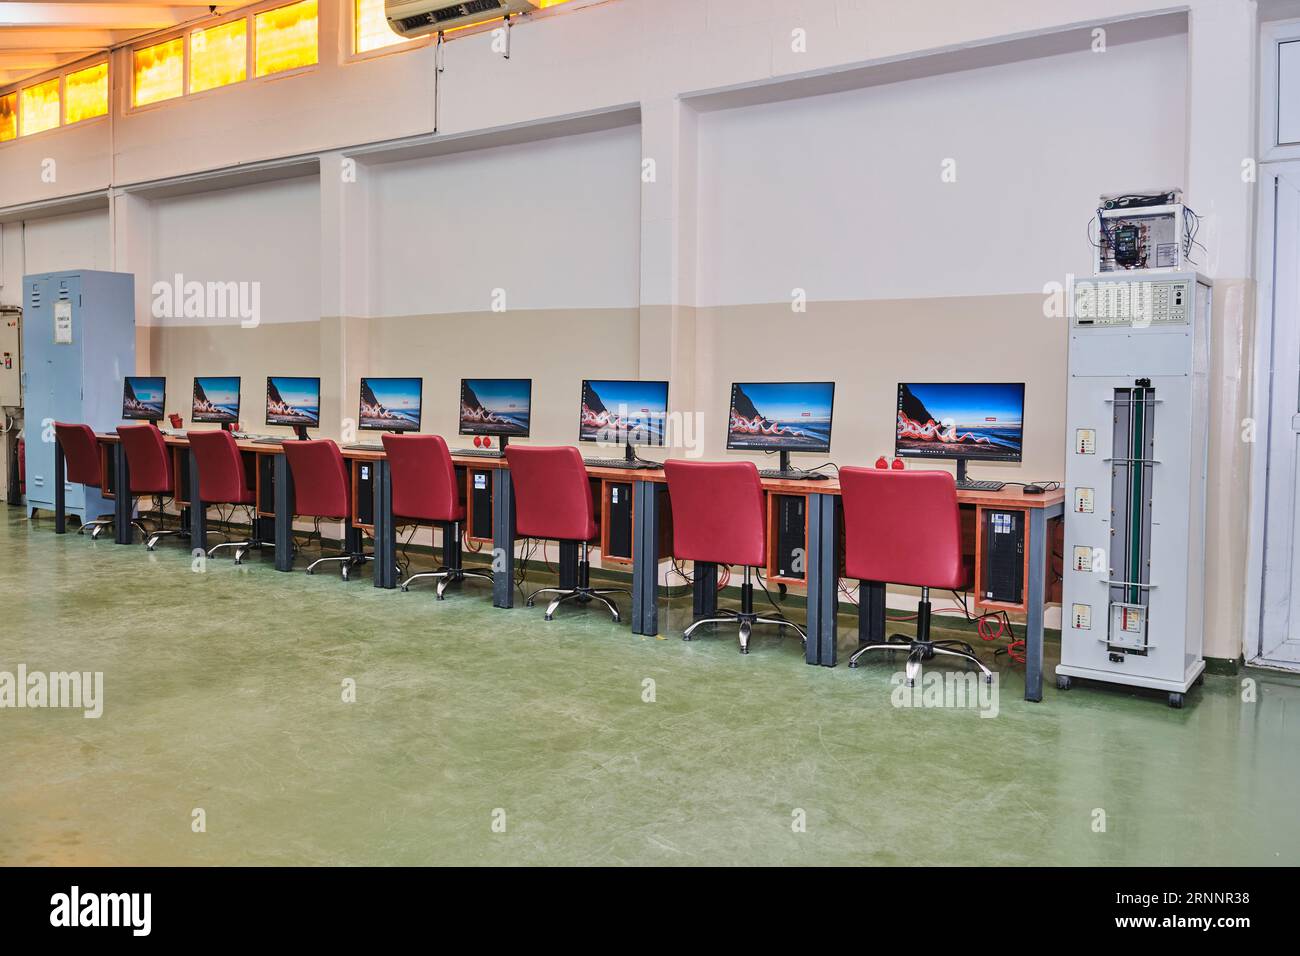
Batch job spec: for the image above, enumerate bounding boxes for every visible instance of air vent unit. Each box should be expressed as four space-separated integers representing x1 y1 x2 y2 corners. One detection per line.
386 0 540 38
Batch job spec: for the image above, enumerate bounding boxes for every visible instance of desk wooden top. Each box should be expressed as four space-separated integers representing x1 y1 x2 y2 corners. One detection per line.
95 432 1064 509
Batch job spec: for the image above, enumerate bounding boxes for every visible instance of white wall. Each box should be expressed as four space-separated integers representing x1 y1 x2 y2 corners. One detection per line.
697 34 1188 306
369 125 641 316
0 208 112 297
148 175 321 327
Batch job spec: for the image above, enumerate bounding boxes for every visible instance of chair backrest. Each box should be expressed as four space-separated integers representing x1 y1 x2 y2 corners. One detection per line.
54 422 102 487
282 439 349 519
115 423 173 495
839 466 964 589
187 429 248 504
503 445 596 542
663 459 766 567
380 433 461 523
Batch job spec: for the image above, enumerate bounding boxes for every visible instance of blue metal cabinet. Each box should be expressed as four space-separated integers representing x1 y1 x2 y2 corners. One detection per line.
22 270 135 523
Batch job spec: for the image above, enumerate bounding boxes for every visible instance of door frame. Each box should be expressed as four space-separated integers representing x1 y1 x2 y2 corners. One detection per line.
1246 161 1300 667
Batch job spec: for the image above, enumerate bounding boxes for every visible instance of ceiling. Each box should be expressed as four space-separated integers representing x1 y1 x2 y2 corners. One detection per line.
0 2 240 88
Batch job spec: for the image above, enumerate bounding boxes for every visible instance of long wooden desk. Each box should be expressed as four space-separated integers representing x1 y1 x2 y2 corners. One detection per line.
80 434 1064 701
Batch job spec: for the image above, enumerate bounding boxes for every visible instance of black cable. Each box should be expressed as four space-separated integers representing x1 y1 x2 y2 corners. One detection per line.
754 570 785 615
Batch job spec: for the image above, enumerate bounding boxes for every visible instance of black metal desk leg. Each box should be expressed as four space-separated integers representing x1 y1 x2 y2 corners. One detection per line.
371 460 396 589
492 468 515 608
631 479 660 635
274 454 295 572
189 449 206 554
693 562 718 619
113 446 133 545
805 492 839 666
54 440 66 534
860 582 887 643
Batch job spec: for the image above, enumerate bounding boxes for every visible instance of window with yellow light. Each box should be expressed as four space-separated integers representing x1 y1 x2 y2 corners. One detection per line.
65 62 108 124
0 92 17 142
20 78 60 136
355 0 410 54
256 0 319 77
190 19 248 93
134 38 184 106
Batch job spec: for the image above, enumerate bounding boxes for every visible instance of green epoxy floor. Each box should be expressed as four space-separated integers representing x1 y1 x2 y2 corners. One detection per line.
1 508 1297 867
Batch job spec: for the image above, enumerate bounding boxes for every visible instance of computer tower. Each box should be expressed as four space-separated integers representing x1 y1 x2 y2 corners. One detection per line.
355 463 374 526
606 482 633 560
468 469 493 541
21 270 134 523
981 510 1024 604
774 494 806 581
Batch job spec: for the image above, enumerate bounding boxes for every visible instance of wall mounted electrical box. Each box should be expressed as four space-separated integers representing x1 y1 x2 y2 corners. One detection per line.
21 271 135 525
1057 272 1212 707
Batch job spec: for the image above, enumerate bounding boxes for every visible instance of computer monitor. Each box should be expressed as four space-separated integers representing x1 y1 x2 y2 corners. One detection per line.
266 376 321 440
192 376 241 428
579 379 669 464
459 378 532 448
359 377 422 433
122 376 166 422
727 381 834 477
895 382 1025 487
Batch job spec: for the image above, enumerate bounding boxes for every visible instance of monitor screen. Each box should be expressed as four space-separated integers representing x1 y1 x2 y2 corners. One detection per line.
895 382 1025 463
266 376 321 428
192 376 241 424
459 378 532 437
122 376 166 421
359 377 422 432
579 379 669 446
726 382 834 453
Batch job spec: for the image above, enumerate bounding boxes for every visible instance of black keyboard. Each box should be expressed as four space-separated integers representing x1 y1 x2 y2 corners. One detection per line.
957 480 1006 492
453 448 505 458
758 469 831 481
583 458 659 470
342 443 383 451
250 436 287 444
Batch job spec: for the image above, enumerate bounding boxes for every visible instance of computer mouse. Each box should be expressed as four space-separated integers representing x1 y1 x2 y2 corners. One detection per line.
1023 483 1045 495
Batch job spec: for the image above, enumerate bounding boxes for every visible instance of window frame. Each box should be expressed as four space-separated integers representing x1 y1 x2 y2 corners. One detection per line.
127 0 322 115
345 0 430 65
0 55 112 147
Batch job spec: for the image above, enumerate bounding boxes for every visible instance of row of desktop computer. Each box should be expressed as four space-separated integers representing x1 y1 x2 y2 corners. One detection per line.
121 376 1026 489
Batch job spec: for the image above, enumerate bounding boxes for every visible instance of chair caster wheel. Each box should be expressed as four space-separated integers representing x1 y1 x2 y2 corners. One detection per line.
1056 675 1072 691
400 585 408 592
611 615 620 623
848 660 858 669
1168 692 1184 709
984 674 994 684
740 647 749 655
682 635 692 642
544 614 553 622
306 569 315 576
341 568 350 582
526 600 535 608
1194 673 1205 687
436 594 445 601
906 679 915 688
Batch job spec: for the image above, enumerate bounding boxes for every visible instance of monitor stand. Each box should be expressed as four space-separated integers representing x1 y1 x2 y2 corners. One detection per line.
619 439 655 469
761 450 831 481
293 425 310 441
954 457 1005 491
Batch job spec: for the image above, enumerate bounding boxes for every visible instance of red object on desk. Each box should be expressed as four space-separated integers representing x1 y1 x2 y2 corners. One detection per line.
168 413 183 429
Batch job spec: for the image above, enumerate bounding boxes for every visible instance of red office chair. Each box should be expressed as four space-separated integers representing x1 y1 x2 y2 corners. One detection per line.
839 466 990 685
282 439 371 580
116 423 184 549
663 459 806 654
188 429 261 564
505 444 627 622
54 422 114 539
382 434 492 597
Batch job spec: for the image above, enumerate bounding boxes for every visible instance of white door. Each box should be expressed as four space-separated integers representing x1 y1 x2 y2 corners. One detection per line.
1259 170 1300 666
